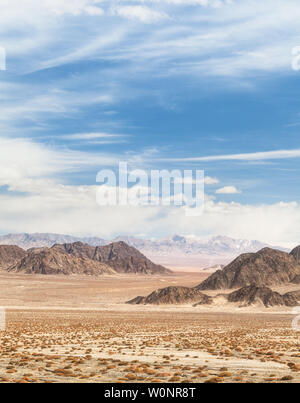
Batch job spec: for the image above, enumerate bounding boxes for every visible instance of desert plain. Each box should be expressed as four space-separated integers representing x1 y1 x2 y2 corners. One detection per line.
0 271 299 384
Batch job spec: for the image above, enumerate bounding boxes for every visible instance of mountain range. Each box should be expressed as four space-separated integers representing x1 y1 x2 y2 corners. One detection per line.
128 246 300 307
128 284 300 308
0 241 171 276
0 233 288 268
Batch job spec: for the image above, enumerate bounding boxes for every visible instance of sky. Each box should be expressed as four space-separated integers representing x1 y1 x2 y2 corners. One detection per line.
1 0 300 247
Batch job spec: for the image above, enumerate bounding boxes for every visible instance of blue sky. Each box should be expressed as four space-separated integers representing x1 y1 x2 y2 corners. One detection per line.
1 0 300 246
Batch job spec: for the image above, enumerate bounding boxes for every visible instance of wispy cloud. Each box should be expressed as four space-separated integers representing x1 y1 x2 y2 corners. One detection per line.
1 0 299 78
62 132 129 144
1 0 300 245
167 149 300 162
110 5 169 23
63 132 126 139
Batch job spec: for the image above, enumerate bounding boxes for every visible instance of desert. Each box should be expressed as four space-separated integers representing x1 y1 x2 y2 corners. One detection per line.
0 240 299 384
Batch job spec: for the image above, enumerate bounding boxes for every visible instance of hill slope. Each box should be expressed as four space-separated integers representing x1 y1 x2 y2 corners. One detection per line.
227 285 299 307
8 248 115 276
127 286 212 305
197 247 300 290
52 241 171 275
128 284 300 307
0 245 26 270
92 242 171 275
52 242 96 260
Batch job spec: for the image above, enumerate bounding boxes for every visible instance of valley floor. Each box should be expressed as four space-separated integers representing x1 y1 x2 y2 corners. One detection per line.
0 272 299 383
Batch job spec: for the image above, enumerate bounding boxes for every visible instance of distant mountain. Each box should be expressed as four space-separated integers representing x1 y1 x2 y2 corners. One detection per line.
197 247 300 290
114 234 279 257
9 247 115 276
0 233 288 268
0 233 106 249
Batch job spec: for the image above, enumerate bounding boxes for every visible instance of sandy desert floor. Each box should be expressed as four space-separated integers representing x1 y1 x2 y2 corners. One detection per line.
0 272 299 383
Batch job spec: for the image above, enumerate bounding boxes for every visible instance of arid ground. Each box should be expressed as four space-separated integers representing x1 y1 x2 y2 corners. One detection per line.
0 272 299 383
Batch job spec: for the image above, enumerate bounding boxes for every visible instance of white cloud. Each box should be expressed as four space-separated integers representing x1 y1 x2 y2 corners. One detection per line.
168 149 300 162
0 137 299 248
0 136 299 247
64 132 123 139
1 0 299 79
1 0 300 249
204 176 219 185
0 0 104 17
0 137 119 189
113 0 231 6
0 80 115 135
111 5 168 23
216 185 240 194
62 132 128 144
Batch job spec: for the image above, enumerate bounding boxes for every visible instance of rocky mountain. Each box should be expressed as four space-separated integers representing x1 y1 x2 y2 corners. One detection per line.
197 247 300 290
290 245 300 261
128 283 300 307
9 248 115 276
0 239 170 276
227 285 299 307
127 286 212 305
52 242 96 260
53 241 171 275
0 245 26 270
93 242 171 275
0 233 287 268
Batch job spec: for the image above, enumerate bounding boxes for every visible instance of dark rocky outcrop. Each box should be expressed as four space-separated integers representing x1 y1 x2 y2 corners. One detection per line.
291 275 300 284
227 285 299 307
284 290 300 302
197 248 300 290
127 286 212 305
